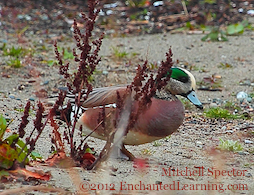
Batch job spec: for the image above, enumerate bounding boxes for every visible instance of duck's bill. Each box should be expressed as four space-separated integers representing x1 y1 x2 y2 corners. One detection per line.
186 91 203 109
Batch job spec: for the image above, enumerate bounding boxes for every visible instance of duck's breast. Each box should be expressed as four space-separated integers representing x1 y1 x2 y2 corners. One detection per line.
133 98 185 137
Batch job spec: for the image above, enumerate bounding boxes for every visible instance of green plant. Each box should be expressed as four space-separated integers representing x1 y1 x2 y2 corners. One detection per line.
111 46 128 59
217 62 233 69
141 148 155 155
226 23 244 35
46 47 74 67
217 138 243 152
0 114 40 170
6 58 22 68
244 163 254 167
164 136 171 142
201 27 228 42
204 107 243 119
58 47 75 60
185 21 195 30
173 22 199 32
153 141 162 147
223 101 241 111
130 8 148 20
226 21 252 36
0 43 7 51
201 0 216 4
47 60 58 67
3 46 30 58
204 107 232 119
2 44 33 68
126 0 147 8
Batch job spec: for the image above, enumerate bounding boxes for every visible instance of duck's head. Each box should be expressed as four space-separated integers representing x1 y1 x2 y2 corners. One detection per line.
164 67 203 109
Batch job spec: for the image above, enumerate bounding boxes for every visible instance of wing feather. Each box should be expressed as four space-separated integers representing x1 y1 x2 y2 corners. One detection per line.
82 85 128 108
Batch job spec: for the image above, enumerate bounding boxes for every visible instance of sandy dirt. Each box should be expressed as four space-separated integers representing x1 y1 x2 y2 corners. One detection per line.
0 29 254 195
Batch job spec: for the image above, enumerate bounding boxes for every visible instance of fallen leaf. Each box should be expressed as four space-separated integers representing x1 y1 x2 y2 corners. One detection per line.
9 167 51 181
45 151 74 168
81 153 96 167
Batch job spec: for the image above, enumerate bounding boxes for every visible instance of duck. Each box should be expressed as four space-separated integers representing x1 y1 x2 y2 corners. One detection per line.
64 67 203 160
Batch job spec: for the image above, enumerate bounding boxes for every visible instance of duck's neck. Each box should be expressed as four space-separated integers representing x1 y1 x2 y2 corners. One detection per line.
154 89 178 101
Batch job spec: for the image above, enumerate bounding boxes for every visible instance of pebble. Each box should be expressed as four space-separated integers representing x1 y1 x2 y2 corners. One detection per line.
244 140 253 144
221 126 227 131
153 1 164 6
18 84 25 90
246 97 252 103
240 80 251 86
247 10 254 15
104 2 118 9
9 95 15 99
40 80 49 85
102 70 109 75
29 97 35 101
238 151 249 155
40 14 49 20
236 91 248 101
210 103 218 108
245 173 252 177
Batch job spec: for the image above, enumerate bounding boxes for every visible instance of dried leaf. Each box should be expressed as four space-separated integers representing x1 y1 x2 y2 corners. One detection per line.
81 153 96 167
9 168 51 181
45 151 74 168
0 143 17 169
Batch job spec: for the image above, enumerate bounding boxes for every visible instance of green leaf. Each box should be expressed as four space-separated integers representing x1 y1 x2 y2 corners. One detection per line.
217 138 243 152
220 35 228 41
241 20 249 28
63 50 74 60
30 151 43 160
0 156 14 169
85 148 95 154
16 138 29 153
201 27 228 42
201 34 209 41
5 134 19 145
5 134 29 164
209 31 219 41
227 23 244 35
0 115 7 139
47 60 57 67
0 170 10 178
16 147 29 164
0 144 18 169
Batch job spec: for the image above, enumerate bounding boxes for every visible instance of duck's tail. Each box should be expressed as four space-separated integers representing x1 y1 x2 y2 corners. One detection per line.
49 87 88 123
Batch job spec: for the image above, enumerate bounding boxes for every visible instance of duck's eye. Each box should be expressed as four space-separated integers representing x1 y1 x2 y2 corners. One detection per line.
178 76 189 83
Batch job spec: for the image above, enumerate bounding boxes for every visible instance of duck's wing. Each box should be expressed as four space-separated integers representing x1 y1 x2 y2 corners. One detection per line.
82 85 129 108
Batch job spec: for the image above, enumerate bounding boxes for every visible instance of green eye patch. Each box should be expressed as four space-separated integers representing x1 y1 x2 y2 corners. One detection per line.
169 68 189 83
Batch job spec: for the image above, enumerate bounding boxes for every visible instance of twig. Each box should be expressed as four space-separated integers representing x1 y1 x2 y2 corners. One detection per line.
181 0 189 16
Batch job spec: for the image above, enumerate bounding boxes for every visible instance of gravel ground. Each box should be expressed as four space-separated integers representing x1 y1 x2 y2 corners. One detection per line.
0 29 254 195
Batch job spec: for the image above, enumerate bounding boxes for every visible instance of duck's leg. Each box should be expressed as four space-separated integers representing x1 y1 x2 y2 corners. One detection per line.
121 144 136 161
